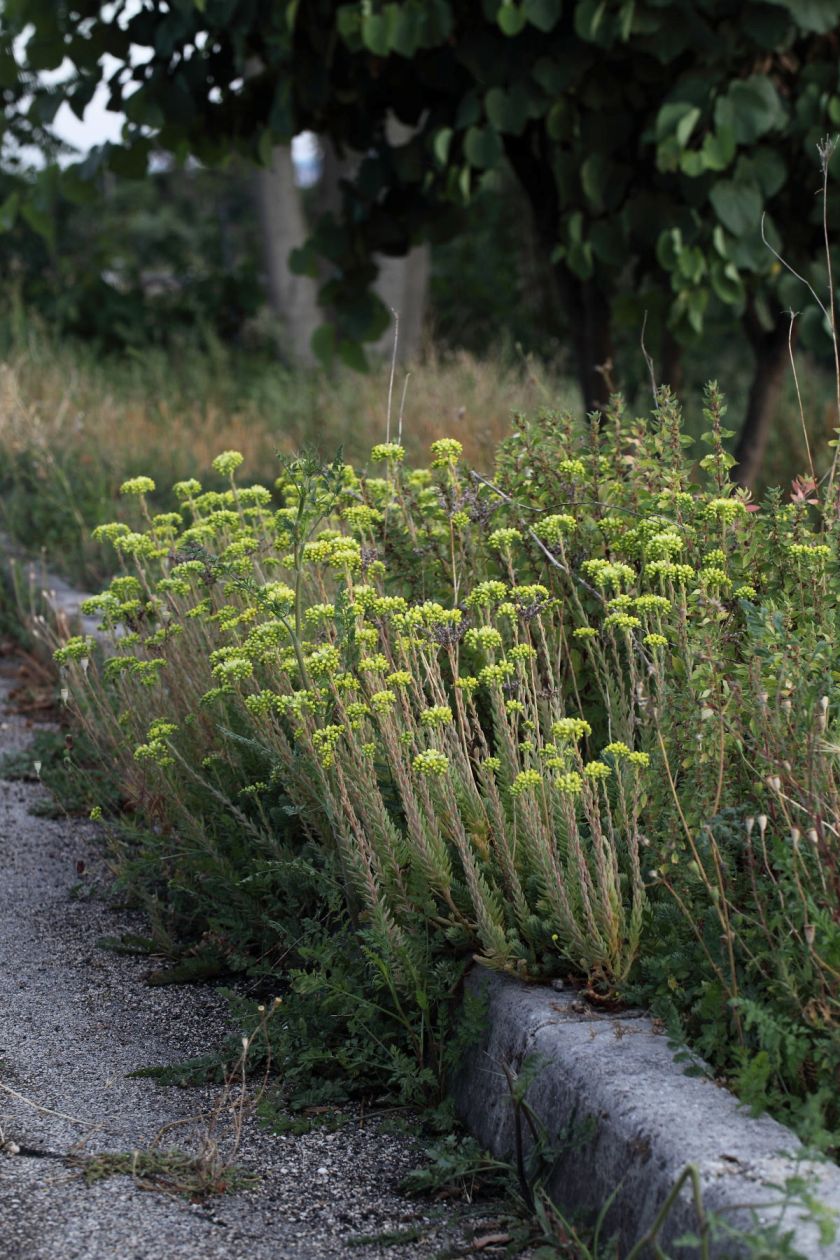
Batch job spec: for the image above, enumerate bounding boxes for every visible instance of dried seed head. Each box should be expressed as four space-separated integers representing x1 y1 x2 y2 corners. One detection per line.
790 828 800 847
808 828 820 846
820 695 829 714
758 814 768 837
781 699 792 713
804 923 816 948
745 816 755 838
33 760 42 776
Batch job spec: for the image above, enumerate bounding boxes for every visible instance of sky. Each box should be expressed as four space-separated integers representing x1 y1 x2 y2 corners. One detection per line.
49 78 319 183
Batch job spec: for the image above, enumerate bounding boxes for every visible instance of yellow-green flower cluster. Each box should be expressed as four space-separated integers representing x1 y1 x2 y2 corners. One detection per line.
244 690 285 718
430 438 463 467
465 626 504 653
602 741 650 768
54 636 95 665
465 581 508 609
479 662 515 686
551 717 592 742
420 705 453 727
511 769 542 795
705 497 747 522
643 530 683 560
305 603 336 627
345 702 370 728
370 689 397 713
120 475 156 496
646 560 695 584
385 670 412 688
699 566 730 589
488 527 523 550
114 532 166 560
644 633 668 648
557 458 586 480
212 450 244 478
308 645 342 677
343 505 383 533
212 655 254 686
370 443 406 463
582 559 636 591
553 770 582 796
360 653 390 673
508 643 537 662
634 594 671 614
789 542 831 567
173 478 202 500
583 761 611 780
92 522 130 545
604 612 641 632
413 749 449 776
312 724 344 768
134 720 177 768
535 514 577 544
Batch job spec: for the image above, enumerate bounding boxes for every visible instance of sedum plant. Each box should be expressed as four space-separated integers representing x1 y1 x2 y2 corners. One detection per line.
54 389 840 1141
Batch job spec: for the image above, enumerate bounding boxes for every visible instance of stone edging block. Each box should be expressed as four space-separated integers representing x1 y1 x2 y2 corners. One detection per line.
452 971 840 1258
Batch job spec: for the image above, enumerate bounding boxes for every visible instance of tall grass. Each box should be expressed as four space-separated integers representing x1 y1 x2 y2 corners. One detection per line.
0 319 572 585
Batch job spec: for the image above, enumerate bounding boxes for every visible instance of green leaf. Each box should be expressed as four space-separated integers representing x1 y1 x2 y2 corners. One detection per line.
710 259 746 309
700 126 735 172
737 147 787 197
523 0 562 31
580 152 611 211
0 191 19 232
20 199 55 248
709 179 763 237
337 337 369 371
765 0 839 33
574 0 608 41
484 85 530 135
433 127 453 165
656 227 681 271
719 76 786 144
464 125 503 169
497 3 527 35
361 12 389 56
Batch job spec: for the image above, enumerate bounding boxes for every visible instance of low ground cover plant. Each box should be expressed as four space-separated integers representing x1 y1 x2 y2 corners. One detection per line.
52 384 840 1149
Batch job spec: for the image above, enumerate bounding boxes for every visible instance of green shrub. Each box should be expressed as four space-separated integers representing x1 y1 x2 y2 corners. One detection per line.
55 387 840 1143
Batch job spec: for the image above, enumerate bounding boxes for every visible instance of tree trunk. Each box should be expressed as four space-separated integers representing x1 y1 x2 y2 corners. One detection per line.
732 312 792 488
661 330 684 395
253 144 321 366
503 133 612 414
552 266 613 413
318 131 429 363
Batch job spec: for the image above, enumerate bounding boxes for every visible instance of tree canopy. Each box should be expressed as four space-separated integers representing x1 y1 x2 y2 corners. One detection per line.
3 0 840 479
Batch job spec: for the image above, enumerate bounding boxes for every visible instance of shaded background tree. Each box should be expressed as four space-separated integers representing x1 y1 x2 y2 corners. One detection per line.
1 0 840 482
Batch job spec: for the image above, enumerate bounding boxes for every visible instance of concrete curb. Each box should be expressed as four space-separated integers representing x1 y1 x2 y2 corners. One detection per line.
4 538 840 1257
452 971 840 1258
